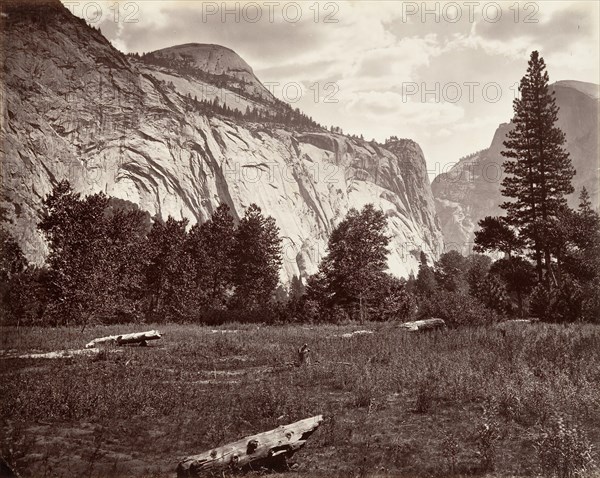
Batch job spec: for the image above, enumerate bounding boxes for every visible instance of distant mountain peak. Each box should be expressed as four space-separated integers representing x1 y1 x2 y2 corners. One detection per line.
153 43 251 69
145 42 273 102
552 80 600 100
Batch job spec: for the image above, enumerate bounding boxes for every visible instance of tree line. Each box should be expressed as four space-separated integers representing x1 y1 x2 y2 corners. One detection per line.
1 183 597 327
141 51 326 132
0 181 283 326
181 93 324 132
0 194 415 326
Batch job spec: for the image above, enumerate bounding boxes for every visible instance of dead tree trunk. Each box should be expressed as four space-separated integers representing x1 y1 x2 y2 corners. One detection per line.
177 415 323 477
297 344 310 366
85 330 162 349
399 318 446 332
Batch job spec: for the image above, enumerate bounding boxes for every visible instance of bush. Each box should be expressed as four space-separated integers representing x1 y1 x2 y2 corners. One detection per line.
417 290 500 326
1 267 53 326
536 416 596 478
530 282 551 319
475 275 513 315
474 406 501 472
530 276 584 322
581 277 600 323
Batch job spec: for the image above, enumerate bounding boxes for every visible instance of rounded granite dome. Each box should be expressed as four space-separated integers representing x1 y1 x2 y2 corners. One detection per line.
149 43 267 96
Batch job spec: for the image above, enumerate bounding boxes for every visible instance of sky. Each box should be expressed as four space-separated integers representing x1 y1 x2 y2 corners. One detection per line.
63 0 600 178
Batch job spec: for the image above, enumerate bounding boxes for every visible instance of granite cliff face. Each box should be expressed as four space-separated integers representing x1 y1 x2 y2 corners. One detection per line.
0 0 443 282
433 82 599 252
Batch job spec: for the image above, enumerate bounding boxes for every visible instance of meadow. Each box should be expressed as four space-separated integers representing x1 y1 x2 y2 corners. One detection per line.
1 322 599 477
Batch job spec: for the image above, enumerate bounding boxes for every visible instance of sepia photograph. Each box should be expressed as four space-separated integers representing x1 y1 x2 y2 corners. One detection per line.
0 0 599 476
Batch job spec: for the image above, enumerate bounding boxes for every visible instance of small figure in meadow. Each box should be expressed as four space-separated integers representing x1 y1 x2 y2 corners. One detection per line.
297 343 310 366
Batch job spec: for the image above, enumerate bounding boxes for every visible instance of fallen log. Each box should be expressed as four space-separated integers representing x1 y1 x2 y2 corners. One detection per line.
177 415 323 477
399 318 446 332
326 330 374 338
497 318 540 326
17 348 117 359
85 330 162 349
340 330 374 338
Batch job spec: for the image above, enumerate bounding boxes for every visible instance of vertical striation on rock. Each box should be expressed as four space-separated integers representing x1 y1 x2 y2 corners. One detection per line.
1 0 443 283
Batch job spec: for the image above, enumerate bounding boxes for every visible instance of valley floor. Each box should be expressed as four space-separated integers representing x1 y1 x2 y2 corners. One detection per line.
1 322 599 477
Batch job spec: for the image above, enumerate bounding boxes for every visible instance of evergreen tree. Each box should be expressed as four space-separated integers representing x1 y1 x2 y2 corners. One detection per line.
474 216 522 258
415 251 437 296
500 51 575 283
559 188 600 319
489 257 536 316
474 275 512 314
0 227 27 283
0 225 28 324
434 250 469 293
466 254 492 295
572 187 600 251
290 275 306 299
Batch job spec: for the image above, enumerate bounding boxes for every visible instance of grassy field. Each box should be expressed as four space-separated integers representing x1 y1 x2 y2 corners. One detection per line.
1 322 599 477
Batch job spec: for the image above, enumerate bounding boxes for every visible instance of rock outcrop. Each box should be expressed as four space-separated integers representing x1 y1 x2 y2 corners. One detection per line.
1 0 443 283
432 81 599 253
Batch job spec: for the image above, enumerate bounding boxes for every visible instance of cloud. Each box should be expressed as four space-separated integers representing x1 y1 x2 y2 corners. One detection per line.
345 90 464 123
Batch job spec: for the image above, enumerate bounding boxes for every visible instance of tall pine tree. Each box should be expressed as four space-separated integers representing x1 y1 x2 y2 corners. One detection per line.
501 51 575 284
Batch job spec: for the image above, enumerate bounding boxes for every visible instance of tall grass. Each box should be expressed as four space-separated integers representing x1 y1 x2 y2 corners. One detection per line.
1 322 599 476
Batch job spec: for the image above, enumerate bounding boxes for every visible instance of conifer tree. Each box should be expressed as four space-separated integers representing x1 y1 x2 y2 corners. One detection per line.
474 216 522 258
501 51 575 283
415 251 437 297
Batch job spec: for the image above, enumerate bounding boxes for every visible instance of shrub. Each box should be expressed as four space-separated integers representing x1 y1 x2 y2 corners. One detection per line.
417 290 499 326
530 277 584 322
413 374 436 414
475 275 513 314
581 277 600 323
530 282 551 319
536 416 596 478
474 406 501 472
441 430 460 474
